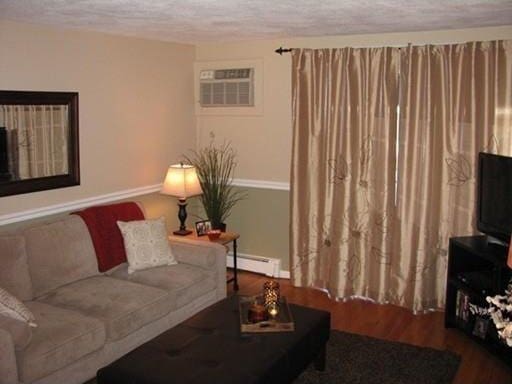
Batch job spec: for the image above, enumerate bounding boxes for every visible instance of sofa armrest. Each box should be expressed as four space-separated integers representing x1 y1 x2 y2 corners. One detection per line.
169 237 227 300
0 327 18 384
169 237 226 269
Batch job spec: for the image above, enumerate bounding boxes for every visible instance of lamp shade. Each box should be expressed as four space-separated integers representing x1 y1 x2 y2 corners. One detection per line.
161 164 202 199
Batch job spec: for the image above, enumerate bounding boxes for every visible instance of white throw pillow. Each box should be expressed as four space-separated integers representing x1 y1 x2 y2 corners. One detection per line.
0 287 37 327
117 217 177 274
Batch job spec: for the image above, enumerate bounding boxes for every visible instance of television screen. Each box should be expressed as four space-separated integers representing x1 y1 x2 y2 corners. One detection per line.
477 152 512 243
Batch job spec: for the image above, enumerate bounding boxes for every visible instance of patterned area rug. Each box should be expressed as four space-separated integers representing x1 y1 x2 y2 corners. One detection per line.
295 330 460 384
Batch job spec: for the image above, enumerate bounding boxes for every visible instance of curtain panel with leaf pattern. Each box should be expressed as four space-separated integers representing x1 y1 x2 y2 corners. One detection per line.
290 40 512 312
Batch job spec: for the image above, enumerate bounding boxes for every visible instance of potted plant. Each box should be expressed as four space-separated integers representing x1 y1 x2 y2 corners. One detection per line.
184 142 246 231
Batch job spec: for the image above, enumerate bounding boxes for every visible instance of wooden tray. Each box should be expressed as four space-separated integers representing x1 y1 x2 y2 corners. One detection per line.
239 295 295 333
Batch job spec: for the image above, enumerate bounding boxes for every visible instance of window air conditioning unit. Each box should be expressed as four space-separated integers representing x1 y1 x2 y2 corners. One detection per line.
199 68 254 107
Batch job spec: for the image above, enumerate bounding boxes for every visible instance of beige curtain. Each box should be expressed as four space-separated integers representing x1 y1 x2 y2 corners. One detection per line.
290 47 400 303
291 40 512 312
0 105 69 179
394 40 512 310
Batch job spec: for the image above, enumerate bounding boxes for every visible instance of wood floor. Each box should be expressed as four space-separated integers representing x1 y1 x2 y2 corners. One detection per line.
229 271 512 384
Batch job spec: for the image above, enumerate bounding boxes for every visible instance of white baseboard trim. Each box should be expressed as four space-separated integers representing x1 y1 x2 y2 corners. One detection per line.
232 178 290 191
227 251 290 279
280 270 291 279
0 184 162 226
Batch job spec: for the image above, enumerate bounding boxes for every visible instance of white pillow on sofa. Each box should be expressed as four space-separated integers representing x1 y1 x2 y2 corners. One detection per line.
0 287 37 327
117 217 177 274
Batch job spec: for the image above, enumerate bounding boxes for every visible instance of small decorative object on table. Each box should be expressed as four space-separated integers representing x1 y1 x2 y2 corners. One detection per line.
486 281 512 346
239 295 294 333
248 302 268 323
467 277 512 346
207 229 221 241
195 220 211 236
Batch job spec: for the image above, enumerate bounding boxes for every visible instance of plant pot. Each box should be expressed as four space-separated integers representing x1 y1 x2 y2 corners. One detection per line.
212 222 227 232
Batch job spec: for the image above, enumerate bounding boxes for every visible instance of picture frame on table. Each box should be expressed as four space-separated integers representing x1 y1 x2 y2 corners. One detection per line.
195 220 212 236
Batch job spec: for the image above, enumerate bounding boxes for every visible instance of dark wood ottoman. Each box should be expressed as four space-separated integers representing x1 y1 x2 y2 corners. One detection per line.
96 295 330 384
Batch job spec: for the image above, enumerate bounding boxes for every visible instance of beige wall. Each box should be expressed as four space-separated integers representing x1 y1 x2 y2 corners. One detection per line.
0 191 179 234
0 20 196 217
195 26 512 272
195 25 512 182
1 22 511 275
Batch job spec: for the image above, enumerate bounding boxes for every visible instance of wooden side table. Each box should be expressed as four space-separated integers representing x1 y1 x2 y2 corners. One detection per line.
170 231 240 291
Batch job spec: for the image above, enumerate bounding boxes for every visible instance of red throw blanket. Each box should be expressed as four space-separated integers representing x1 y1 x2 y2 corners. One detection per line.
73 202 144 272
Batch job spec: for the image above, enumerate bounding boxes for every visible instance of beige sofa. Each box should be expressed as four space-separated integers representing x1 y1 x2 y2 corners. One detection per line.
0 207 227 384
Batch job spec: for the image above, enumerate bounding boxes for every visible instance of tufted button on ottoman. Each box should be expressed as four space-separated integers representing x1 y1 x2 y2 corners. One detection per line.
97 295 330 384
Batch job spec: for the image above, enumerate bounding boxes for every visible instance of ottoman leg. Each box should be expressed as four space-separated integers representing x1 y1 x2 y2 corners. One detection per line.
313 345 326 371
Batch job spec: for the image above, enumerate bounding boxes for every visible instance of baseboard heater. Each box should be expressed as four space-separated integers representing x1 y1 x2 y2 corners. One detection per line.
227 252 283 277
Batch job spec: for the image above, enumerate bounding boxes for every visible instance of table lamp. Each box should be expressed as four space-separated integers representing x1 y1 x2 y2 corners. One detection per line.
161 163 202 235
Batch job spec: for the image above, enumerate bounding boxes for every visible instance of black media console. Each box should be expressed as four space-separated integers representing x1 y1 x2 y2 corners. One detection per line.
445 236 512 367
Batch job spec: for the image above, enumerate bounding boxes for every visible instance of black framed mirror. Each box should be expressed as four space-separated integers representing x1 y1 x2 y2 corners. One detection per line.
0 90 80 197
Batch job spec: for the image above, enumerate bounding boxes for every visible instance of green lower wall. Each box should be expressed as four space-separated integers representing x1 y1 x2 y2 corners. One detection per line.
173 186 291 271
0 187 291 271
224 187 290 271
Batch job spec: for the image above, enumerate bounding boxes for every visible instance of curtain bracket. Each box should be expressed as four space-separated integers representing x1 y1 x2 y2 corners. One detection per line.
275 47 293 55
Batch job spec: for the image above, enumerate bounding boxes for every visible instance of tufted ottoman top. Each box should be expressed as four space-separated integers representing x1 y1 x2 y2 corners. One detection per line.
96 295 330 384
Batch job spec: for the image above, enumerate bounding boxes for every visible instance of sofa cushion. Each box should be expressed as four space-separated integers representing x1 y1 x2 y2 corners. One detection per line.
23 215 100 298
39 276 174 341
0 235 33 301
0 315 32 350
110 263 216 309
18 301 106 383
117 217 177 274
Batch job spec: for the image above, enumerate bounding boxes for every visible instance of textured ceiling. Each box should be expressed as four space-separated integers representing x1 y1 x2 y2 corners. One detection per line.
0 0 511 43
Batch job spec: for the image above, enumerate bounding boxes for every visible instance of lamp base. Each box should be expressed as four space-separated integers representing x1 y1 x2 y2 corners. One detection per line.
174 198 191 236
173 229 192 236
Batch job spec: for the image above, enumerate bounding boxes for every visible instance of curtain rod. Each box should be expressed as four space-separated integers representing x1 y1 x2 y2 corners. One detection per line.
275 45 408 55
274 40 491 55
275 47 293 55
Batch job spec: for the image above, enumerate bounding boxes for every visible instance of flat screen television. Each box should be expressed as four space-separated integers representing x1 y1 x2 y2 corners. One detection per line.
477 152 512 244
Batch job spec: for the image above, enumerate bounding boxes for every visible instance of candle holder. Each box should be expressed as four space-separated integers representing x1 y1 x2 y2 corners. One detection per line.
239 295 295 333
248 302 268 323
263 281 280 317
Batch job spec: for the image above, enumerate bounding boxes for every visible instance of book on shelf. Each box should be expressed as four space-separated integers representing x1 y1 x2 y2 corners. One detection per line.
472 316 490 339
456 290 461 318
456 289 471 322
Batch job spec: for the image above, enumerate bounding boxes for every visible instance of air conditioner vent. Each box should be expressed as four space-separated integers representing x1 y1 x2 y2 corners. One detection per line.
200 68 254 107
238 82 250 105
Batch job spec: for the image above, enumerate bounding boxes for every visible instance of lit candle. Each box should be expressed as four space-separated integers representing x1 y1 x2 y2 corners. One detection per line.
267 302 279 317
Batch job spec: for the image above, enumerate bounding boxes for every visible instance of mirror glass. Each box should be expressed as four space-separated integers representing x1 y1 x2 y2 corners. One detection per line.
0 91 80 197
